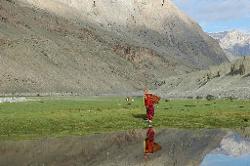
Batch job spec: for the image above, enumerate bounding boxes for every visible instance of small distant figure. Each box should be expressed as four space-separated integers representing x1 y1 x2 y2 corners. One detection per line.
125 96 134 105
125 97 130 102
154 80 166 88
144 88 160 125
93 1 96 7
144 127 161 160
162 0 165 6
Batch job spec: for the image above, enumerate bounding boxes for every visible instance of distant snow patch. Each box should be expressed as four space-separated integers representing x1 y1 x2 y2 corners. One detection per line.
0 97 27 103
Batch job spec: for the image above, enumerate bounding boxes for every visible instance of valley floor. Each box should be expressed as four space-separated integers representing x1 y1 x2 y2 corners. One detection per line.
0 97 250 140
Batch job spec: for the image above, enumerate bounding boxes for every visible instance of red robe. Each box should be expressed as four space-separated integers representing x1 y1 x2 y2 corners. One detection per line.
144 94 160 120
144 94 160 107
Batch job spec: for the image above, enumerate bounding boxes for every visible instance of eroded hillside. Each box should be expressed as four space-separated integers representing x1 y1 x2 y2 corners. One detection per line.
0 0 227 95
155 57 250 99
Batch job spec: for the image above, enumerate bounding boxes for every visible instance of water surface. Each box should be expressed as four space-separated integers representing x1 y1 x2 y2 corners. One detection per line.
0 128 249 166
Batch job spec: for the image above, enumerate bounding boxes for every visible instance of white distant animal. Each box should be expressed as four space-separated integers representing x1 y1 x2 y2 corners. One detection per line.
125 97 134 103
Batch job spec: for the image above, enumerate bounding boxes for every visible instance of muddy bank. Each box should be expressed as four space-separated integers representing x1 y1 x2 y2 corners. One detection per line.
0 128 231 166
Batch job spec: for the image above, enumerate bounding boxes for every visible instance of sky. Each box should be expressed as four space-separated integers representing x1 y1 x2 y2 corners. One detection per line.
173 0 250 33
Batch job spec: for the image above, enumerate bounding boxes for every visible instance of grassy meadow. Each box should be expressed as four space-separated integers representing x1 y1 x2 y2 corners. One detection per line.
0 97 250 140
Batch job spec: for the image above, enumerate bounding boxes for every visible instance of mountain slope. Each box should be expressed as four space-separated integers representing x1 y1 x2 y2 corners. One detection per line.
0 0 142 95
22 0 228 68
0 0 227 95
209 30 250 61
154 57 250 99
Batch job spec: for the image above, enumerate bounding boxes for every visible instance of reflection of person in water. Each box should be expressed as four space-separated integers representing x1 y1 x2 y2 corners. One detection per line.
144 127 161 159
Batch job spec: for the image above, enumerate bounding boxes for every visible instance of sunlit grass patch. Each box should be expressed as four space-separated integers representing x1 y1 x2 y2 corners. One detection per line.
0 97 250 140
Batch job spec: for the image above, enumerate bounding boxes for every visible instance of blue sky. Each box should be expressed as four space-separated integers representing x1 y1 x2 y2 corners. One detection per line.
173 0 250 33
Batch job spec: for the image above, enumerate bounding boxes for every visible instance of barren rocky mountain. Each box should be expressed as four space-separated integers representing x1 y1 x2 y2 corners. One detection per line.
0 0 227 96
154 57 250 99
209 30 250 61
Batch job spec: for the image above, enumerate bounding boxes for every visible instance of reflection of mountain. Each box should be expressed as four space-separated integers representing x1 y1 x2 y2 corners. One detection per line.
212 133 250 156
209 30 250 61
201 133 250 166
0 129 226 166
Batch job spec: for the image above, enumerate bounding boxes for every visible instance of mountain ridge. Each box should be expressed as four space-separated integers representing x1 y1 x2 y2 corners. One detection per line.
21 0 228 68
0 0 228 95
209 30 250 61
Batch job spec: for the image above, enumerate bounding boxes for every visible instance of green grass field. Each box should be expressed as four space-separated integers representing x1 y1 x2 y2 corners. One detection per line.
0 97 250 140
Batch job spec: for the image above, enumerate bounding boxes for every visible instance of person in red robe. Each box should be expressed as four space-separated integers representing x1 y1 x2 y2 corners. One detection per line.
144 88 160 124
